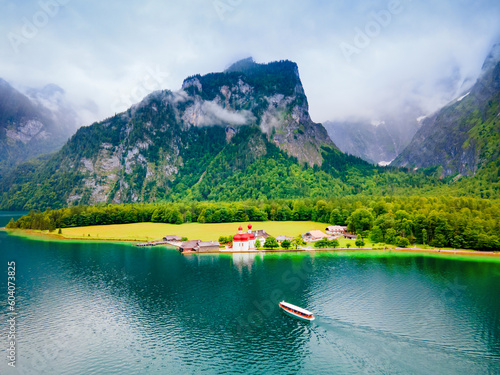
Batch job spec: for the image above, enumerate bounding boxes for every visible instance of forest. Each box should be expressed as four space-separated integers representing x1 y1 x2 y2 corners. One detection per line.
7 195 500 251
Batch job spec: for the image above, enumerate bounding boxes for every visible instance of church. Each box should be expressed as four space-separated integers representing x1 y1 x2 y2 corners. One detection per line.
232 224 256 251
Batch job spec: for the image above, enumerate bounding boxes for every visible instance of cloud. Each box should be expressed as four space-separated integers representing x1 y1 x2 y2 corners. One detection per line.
200 101 254 126
0 0 498 128
182 99 255 127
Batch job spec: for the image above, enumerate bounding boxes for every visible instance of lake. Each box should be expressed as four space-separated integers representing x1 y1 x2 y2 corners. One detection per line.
1 212 500 374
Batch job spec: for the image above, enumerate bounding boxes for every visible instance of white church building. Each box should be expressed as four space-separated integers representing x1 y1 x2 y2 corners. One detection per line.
232 224 256 251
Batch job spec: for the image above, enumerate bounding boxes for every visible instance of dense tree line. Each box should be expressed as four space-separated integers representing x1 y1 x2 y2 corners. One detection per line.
7 196 500 251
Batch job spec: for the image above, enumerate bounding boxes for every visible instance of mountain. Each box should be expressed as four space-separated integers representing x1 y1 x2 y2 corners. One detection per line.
0 79 75 176
392 44 500 176
324 113 422 165
24 83 79 133
1 59 368 210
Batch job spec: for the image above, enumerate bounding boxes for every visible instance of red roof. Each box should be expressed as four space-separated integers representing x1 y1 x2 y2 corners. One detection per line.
234 224 256 241
233 233 250 241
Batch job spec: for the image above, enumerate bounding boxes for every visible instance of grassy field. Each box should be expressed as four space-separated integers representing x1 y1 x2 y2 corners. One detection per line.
8 224 496 256
58 221 333 242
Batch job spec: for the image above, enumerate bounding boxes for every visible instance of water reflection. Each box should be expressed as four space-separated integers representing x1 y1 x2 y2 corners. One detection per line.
232 252 263 274
0 232 499 374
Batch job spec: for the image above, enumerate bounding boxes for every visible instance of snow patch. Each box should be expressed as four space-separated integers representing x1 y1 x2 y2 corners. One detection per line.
378 160 393 167
456 92 470 102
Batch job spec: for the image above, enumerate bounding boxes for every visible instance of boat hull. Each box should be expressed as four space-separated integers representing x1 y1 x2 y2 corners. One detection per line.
279 302 315 321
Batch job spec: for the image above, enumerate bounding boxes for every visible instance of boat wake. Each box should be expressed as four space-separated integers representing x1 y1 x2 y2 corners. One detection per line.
310 315 500 373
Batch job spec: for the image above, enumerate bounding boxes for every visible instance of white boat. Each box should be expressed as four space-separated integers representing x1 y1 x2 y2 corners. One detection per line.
279 301 315 321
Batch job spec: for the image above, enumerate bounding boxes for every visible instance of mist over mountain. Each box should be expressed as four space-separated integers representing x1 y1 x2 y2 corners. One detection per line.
323 61 484 166
0 79 77 176
24 83 80 132
392 43 500 177
324 110 423 165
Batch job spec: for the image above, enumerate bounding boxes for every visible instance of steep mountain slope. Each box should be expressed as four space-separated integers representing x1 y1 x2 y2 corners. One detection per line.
392 44 500 176
0 79 74 176
324 115 421 165
183 58 335 165
0 59 346 209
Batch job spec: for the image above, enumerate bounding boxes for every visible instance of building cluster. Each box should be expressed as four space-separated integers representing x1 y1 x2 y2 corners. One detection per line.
302 226 356 242
162 224 357 253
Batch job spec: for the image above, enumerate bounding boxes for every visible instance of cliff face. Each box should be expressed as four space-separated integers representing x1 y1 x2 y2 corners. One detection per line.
0 59 339 208
182 58 335 166
392 44 500 176
324 116 421 165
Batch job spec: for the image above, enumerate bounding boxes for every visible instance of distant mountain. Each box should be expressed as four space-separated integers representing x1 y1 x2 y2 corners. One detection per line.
0 79 75 176
392 44 500 176
1 59 367 210
24 83 79 132
324 113 422 165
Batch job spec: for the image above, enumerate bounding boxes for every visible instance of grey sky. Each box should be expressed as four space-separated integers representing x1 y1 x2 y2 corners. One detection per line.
1 0 499 127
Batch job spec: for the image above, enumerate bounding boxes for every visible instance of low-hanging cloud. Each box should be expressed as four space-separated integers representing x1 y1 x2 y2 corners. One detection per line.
183 100 255 127
201 101 254 126
0 0 498 129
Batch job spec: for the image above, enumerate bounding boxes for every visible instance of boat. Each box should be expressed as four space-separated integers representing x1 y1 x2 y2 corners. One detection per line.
279 301 315 321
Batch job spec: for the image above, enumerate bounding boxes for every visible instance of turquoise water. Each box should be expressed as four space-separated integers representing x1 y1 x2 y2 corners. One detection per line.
1 213 500 374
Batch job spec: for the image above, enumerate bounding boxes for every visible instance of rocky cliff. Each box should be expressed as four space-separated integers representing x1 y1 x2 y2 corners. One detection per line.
392 44 500 176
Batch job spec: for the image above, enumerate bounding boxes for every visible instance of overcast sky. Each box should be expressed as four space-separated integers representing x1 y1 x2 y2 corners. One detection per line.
1 0 499 127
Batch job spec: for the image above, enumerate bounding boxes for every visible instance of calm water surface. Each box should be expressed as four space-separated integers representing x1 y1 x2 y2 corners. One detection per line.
1 212 500 374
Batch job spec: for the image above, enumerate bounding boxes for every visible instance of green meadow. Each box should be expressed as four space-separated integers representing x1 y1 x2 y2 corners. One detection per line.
58 221 333 242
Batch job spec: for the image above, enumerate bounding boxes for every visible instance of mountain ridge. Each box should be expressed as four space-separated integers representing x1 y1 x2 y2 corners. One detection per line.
0 59 351 210
0 79 76 176
392 43 500 176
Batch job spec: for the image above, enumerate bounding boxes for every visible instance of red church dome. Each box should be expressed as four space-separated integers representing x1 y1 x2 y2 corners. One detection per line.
233 224 258 242
233 233 250 241
247 224 255 240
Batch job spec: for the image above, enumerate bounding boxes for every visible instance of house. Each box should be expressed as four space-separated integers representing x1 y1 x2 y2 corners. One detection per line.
343 233 358 240
303 230 328 242
326 226 346 235
196 241 220 252
180 240 201 253
233 224 256 251
276 235 292 243
163 235 182 242
252 229 270 244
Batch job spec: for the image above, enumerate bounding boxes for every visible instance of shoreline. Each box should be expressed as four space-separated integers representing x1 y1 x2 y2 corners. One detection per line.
188 247 500 257
3 228 500 258
2 228 139 244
